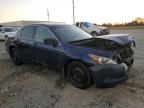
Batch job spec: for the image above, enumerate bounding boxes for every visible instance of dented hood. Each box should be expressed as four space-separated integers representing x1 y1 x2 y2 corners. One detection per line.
70 34 135 51
98 34 134 45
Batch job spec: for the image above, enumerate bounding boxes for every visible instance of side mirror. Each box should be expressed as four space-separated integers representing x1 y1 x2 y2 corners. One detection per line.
43 38 58 47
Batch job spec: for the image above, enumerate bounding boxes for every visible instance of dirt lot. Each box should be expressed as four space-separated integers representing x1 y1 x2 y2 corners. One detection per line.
0 28 144 108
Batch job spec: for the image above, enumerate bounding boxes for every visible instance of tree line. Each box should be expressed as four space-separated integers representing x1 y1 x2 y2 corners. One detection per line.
98 17 144 27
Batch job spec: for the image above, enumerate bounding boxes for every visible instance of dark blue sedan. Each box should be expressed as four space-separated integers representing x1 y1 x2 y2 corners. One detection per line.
5 24 135 89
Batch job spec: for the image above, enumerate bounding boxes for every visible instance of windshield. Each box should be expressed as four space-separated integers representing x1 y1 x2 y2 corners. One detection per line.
50 25 93 42
3 28 14 32
83 22 93 28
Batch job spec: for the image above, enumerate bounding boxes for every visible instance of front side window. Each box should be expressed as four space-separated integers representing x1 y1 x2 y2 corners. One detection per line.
3 28 14 32
35 26 53 42
0 28 4 33
21 26 35 39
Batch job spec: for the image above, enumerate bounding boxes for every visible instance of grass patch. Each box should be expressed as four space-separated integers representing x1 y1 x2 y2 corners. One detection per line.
109 26 144 29
54 75 67 89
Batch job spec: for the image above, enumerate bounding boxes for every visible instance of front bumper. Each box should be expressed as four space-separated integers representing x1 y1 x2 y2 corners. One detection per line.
89 64 128 88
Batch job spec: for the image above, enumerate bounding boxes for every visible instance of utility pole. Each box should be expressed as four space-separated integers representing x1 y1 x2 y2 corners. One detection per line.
47 9 49 22
72 0 75 25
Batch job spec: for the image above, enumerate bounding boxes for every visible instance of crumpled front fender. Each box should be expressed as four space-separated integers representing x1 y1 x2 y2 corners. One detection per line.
89 64 128 88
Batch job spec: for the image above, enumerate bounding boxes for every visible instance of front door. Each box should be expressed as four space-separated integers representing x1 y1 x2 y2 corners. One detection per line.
18 25 37 62
34 26 63 68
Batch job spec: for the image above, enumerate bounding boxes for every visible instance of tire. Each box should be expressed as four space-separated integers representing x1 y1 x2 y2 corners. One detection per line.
91 32 98 37
67 61 92 89
9 48 23 65
5 35 8 39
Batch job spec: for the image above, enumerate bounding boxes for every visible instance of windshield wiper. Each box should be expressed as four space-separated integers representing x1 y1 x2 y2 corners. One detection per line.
69 37 95 43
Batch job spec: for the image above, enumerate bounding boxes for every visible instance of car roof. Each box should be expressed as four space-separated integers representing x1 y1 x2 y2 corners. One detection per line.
23 23 71 28
0 27 14 29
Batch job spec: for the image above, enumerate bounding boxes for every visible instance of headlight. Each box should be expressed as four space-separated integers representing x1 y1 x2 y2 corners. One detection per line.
89 54 117 64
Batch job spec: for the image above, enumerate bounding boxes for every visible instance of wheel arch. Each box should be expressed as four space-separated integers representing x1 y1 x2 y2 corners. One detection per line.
90 31 98 36
63 59 89 77
5 35 8 39
8 45 16 53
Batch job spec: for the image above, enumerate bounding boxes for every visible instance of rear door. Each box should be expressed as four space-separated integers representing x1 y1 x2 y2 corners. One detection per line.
34 25 63 68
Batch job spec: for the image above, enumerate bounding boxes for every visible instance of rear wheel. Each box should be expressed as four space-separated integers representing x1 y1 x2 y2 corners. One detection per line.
67 62 92 89
9 48 23 65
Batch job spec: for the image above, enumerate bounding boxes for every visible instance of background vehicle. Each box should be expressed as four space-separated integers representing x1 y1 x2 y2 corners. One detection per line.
76 22 109 36
5 24 135 89
0 27 16 40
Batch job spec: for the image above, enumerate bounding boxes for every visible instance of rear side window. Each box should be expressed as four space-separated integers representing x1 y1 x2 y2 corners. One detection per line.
35 26 53 42
21 26 35 39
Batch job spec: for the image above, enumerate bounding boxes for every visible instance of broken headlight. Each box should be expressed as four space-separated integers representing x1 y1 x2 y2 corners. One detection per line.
89 54 117 64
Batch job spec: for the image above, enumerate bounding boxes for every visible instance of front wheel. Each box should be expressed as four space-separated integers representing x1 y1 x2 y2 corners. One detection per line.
91 32 98 37
67 62 92 89
9 48 23 65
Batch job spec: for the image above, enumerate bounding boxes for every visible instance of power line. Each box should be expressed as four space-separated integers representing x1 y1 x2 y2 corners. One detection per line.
47 9 49 22
72 0 75 25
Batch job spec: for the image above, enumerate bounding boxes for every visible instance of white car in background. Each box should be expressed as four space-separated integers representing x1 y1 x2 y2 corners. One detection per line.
76 22 109 36
0 27 16 40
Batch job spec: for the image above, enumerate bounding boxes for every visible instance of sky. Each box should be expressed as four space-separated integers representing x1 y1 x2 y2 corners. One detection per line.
0 0 144 24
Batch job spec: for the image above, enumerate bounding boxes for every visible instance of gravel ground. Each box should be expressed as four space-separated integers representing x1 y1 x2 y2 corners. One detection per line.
0 28 144 108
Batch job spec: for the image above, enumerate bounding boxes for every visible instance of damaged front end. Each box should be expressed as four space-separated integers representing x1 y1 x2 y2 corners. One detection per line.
90 64 128 88
77 34 135 70
71 34 135 88
94 35 135 87
88 54 129 88
88 41 135 88
112 42 134 71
